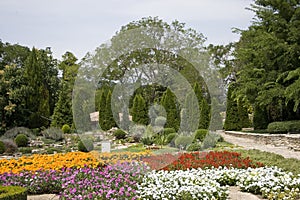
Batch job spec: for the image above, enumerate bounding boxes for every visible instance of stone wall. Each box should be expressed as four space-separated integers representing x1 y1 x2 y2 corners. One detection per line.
224 131 300 151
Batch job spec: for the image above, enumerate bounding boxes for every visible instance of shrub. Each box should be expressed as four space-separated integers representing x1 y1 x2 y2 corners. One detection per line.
18 147 34 154
113 129 127 140
2 139 18 154
0 185 27 200
46 147 63 154
154 116 166 127
174 135 193 150
141 137 155 145
2 127 36 140
187 143 202 151
193 129 208 142
41 127 64 141
14 134 28 147
166 133 177 144
78 139 94 152
61 124 71 134
129 125 146 142
0 141 5 154
267 120 300 134
163 128 176 135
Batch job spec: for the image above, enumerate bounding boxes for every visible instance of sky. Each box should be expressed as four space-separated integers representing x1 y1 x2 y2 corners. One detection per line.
0 0 255 60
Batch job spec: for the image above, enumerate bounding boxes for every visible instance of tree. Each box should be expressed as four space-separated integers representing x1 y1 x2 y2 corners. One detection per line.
51 52 78 128
131 94 148 125
161 88 180 131
193 83 210 129
237 98 251 128
24 48 50 128
224 83 241 131
98 87 108 130
233 0 300 124
104 90 116 130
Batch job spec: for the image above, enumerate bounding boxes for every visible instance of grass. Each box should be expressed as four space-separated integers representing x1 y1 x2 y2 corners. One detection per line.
234 149 300 175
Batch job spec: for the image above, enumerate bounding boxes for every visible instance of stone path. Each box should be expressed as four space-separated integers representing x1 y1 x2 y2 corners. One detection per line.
218 131 300 160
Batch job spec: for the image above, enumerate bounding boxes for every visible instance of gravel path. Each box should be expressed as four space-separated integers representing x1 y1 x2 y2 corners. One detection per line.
218 131 300 160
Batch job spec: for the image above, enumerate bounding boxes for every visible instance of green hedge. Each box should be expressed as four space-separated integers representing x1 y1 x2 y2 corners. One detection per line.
0 186 27 200
267 120 300 134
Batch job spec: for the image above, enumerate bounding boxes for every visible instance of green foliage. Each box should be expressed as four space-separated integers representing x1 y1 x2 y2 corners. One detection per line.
41 127 64 141
267 120 300 134
193 129 208 142
14 134 28 147
18 147 34 154
61 124 71 134
98 87 108 130
0 141 5 154
2 139 18 154
100 90 116 131
46 147 63 154
253 105 269 130
210 97 223 131
233 0 300 125
163 128 176 135
141 137 155 145
161 88 180 131
187 143 202 151
154 116 166 127
78 139 94 152
113 129 127 140
224 84 242 131
237 99 251 128
201 132 220 150
0 185 27 200
131 94 149 125
166 133 177 145
174 135 193 150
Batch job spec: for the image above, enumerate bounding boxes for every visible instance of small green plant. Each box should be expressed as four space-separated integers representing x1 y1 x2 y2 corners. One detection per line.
0 185 27 200
61 124 71 134
187 143 202 151
141 137 155 145
174 135 193 150
163 128 176 135
0 141 5 154
18 147 34 154
46 147 63 154
14 134 29 147
78 139 94 152
166 133 177 145
113 129 127 140
193 129 208 142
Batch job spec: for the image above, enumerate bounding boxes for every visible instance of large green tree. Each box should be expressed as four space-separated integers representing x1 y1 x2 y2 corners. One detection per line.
161 88 180 131
233 0 300 124
131 94 149 125
51 52 79 128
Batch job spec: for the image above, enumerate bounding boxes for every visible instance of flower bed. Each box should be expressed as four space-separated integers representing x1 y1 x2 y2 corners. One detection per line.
0 151 152 173
0 151 299 199
142 151 264 170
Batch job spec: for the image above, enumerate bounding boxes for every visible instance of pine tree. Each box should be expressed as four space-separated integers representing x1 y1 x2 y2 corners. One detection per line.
131 94 148 125
193 83 210 129
237 99 251 128
224 83 241 131
98 88 108 130
103 90 116 130
161 88 180 131
24 48 51 128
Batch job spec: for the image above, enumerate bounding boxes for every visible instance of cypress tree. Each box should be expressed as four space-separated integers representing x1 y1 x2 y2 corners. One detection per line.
131 94 148 125
237 99 251 128
98 88 108 130
104 90 116 130
193 82 210 129
161 88 180 131
253 104 269 130
224 83 241 131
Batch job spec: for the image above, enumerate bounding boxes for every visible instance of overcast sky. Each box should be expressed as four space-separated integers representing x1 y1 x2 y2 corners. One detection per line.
0 0 255 60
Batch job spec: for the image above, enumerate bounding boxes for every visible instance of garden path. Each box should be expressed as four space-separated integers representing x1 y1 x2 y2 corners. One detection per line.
218 131 300 160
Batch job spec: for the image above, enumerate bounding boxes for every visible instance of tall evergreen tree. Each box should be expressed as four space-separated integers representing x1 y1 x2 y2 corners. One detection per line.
51 52 78 128
24 48 51 128
98 88 108 130
131 94 148 125
161 88 180 131
224 83 241 131
193 82 210 129
104 90 116 130
237 99 251 128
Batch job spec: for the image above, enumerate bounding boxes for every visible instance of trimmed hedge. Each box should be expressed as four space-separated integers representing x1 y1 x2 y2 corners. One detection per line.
193 129 208 142
113 129 127 140
267 120 300 134
14 134 28 147
0 185 27 200
61 124 71 134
